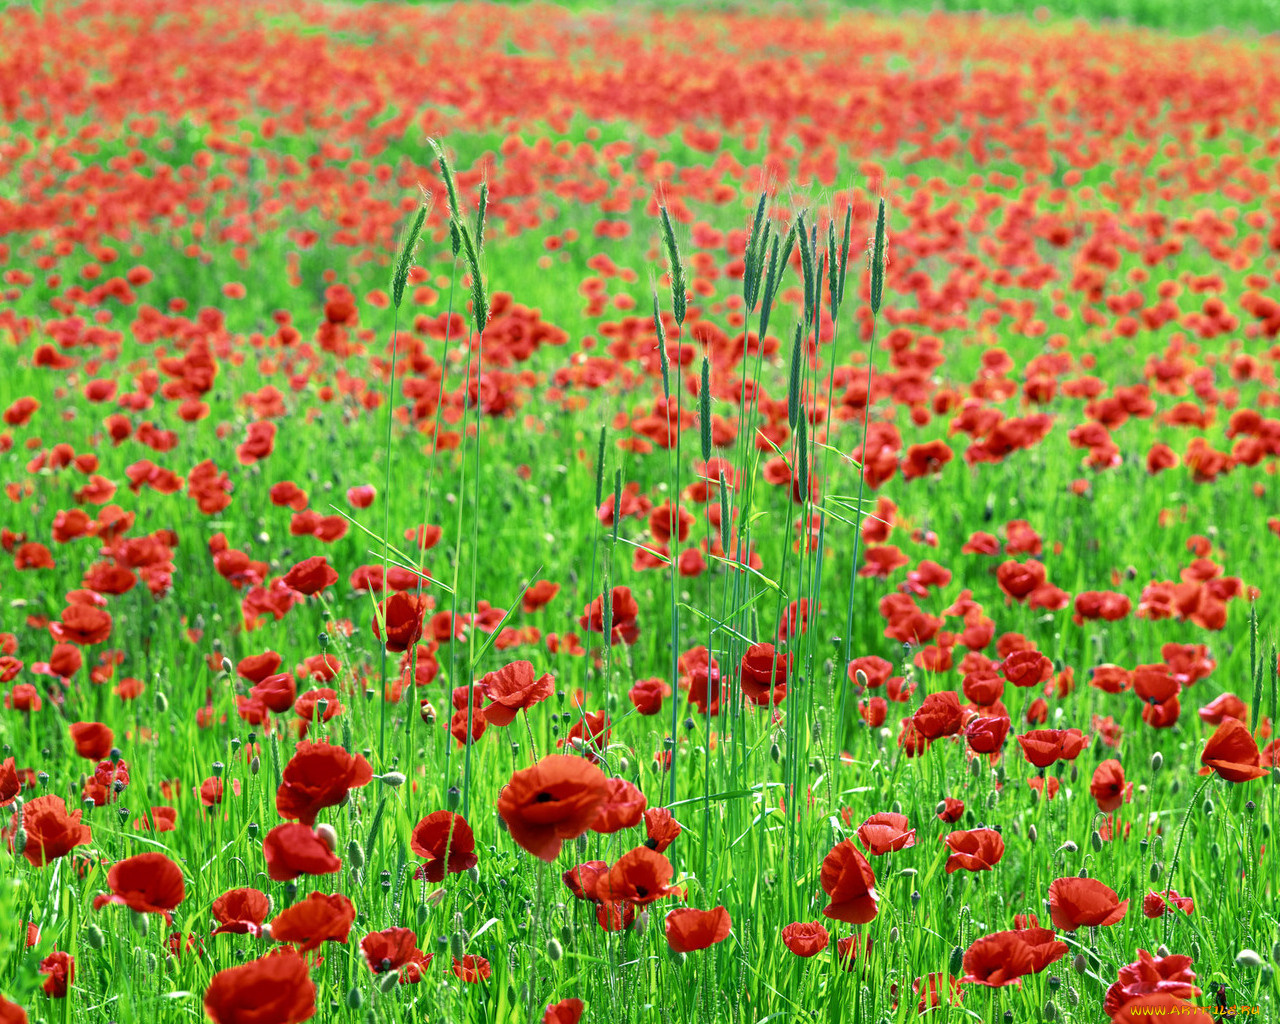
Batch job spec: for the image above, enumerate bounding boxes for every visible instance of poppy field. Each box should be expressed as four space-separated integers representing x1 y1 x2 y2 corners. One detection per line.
2 1 1280 1022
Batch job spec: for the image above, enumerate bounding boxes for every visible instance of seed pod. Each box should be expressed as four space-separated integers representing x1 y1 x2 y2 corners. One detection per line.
315 824 338 852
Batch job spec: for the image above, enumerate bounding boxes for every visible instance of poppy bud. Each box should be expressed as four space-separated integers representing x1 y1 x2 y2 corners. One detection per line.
1210 842 1222 861
618 757 631 775
446 786 461 809
155 692 169 713
221 657 233 675
1271 941 1280 967
854 669 869 688
467 866 481 883
1043 1000 1057 1020
1028 825 1038 844
249 756 260 776
1090 830 1102 852
769 743 781 763
1157 944 1171 957
310 823 337 852
12 828 26 856
969 756 981 777
1048 976 1061 990
1150 861 1162 882
85 924 106 949
948 946 963 974
284 882 297 902
212 761 224 778
1246 800 1256 814
911 890 921 906
1150 751 1163 772
247 822 259 838
133 910 149 937
347 987 364 1009
1077 867 1088 878
1204 799 1215 817
889 927 899 943
1236 949 1264 968
985 791 998 810
1073 954 1086 974
546 938 563 961
378 772 406 788
1056 841 1077 855
450 932 466 959
316 698 329 719
378 971 400 994
1170 777 1181 795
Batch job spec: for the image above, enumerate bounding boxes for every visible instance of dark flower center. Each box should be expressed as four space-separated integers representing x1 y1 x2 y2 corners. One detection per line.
635 885 649 898
535 792 554 803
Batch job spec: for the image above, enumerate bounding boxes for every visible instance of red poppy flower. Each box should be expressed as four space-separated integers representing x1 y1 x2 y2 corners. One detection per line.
1142 889 1194 919
1199 718 1267 782
1017 728 1089 768
643 807 682 852
961 931 1033 987
409 811 478 881
361 927 433 982
251 672 297 714
739 643 789 706
1090 759 1133 812
276 741 374 825
238 651 283 684
543 998 584 1024
522 580 560 613
281 556 338 596
965 715 1010 754
480 660 554 726
1001 649 1053 688
263 824 342 882
578 586 640 645
69 721 114 760
912 691 963 739
133 805 177 833
781 921 829 957
92 852 185 922
936 798 964 823
835 933 872 972
912 972 963 1014
1197 692 1247 725
1017 927 1069 972
452 955 491 983
820 840 878 924
0 995 26 1024
1103 949 1202 1017
597 847 678 906
50 604 112 645
204 948 316 1024
942 828 1005 873
665 907 731 952
212 888 271 936
8 794 91 867
269 892 356 952
855 812 916 855
496 754 609 861
0 757 20 807
1047 877 1129 930
39 951 74 998
373 592 428 653
562 860 608 901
